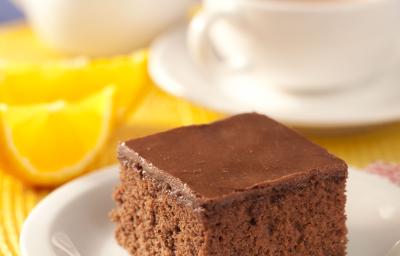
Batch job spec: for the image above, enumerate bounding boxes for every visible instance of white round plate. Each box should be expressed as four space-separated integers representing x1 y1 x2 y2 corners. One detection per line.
20 166 400 256
149 26 400 129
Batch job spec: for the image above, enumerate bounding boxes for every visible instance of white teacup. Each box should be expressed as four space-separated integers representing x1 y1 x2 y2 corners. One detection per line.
188 0 400 93
13 0 195 56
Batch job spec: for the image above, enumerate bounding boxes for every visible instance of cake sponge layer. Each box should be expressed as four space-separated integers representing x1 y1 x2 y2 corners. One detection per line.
111 113 347 255
111 158 346 255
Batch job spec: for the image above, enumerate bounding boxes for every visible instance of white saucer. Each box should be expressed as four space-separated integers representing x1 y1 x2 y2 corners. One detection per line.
149 26 400 129
20 166 128 256
20 165 400 256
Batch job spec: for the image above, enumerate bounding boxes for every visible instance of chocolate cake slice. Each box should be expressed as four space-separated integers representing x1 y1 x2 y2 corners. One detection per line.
111 113 347 256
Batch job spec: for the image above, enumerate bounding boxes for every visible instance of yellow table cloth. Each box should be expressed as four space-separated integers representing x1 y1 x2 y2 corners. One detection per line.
1 24 400 256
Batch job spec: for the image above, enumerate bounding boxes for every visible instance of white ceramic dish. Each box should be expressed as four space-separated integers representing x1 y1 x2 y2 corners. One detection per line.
187 0 400 93
149 26 400 129
20 165 400 256
11 0 195 56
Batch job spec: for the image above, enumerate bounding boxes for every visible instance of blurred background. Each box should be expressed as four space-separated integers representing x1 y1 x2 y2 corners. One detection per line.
0 0 400 254
0 0 21 22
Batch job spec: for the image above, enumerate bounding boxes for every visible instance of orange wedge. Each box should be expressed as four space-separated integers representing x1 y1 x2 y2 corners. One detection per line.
0 51 149 123
0 86 115 186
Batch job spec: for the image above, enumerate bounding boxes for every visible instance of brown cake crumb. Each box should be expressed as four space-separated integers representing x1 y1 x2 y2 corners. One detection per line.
111 113 347 255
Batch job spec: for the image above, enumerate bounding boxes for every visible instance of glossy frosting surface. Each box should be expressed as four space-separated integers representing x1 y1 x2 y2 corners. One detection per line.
121 113 346 199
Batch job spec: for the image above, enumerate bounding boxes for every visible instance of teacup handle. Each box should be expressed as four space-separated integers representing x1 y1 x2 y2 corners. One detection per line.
187 10 251 75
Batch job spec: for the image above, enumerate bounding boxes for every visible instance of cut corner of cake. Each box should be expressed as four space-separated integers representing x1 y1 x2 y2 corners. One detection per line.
111 112 348 256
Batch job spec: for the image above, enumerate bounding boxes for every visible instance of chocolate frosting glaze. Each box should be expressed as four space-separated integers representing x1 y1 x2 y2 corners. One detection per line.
120 113 347 201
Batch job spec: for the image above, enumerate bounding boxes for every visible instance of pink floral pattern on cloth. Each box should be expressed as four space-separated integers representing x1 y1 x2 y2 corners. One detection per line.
365 162 400 186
